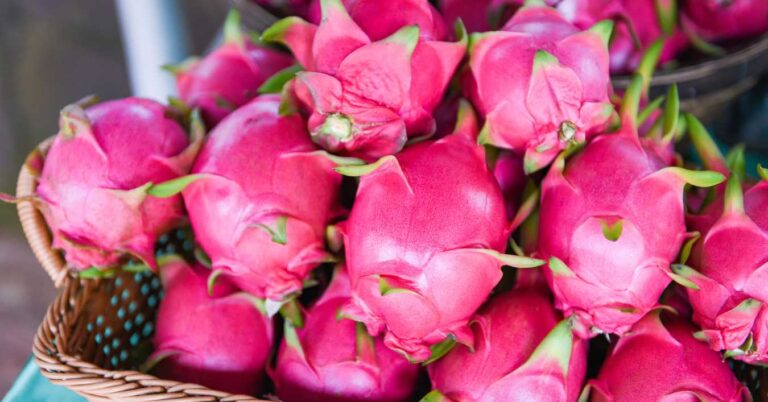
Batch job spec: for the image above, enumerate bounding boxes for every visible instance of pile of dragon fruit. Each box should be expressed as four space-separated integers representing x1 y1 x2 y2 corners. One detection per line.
6 0 768 400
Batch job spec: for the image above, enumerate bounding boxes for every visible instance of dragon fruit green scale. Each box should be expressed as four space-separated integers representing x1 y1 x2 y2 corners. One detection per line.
466 3 614 173
262 0 465 160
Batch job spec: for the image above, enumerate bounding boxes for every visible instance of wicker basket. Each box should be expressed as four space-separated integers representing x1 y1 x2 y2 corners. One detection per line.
612 34 768 126
18 139 267 401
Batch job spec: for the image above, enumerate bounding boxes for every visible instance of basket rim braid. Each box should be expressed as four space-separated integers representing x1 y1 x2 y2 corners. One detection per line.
33 273 266 401
16 137 69 287
612 34 768 93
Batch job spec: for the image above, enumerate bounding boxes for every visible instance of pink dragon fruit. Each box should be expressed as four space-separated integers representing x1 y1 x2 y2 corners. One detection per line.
171 10 293 127
437 0 561 32
436 0 504 33
272 266 419 402
26 97 197 270
253 0 314 19
673 164 768 363
307 0 449 40
585 312 750 401
151 256 273 395
425 288 587 402
492 151 527 220
683 0 768 42
174 95 342 302
262 0 465 160
466 2 614 173
537 76 725 338
555 0 690 74
338 102 544 362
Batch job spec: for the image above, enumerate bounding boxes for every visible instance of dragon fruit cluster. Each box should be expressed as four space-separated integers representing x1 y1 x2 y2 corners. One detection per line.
441 0 768 73
5 0 768 400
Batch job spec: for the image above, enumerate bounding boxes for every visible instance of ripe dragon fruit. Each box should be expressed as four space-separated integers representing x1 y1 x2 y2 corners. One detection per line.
150 257 273 395
307 0 449 40
425 288 587 402
537 76 725 338
437 0 561 32
262 0 465 160
21 97 198 270
169 95 342 302
466 2 614 173
272 266 419 402
338 101 544 362
671 122 768 363
492 150 527 220
683 0 768 42
555 0 690 74
170 10 293 127
253 0 314 19
584 312 750 401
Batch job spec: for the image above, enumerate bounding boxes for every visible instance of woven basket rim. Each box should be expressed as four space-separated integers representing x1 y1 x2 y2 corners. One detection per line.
16 136 69 287
33 274 268 401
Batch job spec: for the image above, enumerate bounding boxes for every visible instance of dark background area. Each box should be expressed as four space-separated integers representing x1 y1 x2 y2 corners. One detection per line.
0 0 229 393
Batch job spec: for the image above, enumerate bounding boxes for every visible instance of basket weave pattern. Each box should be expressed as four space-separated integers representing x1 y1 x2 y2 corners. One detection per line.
19 139 265 401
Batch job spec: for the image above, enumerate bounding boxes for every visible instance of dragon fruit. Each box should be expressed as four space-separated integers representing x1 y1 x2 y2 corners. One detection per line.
151 257 273 395
272 266 419 402
555 0 690 74
176 95 342 302
466 2 614 173
537 76 725 338
585 312 750 401
253 0 314 19
24 97 197 270
338 102 544 362
307 0 449 40
425 288 587 402
262 0 465 160
674 159 768 363
437 0 562 32
492 151 527 220
171 10 293 127
683 0 768 42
